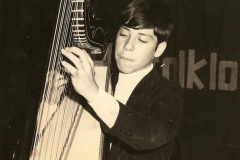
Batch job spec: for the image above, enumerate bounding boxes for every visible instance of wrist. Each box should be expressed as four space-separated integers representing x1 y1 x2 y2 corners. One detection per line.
83 84 99 103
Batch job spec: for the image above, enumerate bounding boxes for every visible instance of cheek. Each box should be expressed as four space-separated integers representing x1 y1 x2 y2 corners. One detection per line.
114 52 118 61
115 36 128 50
135 49 156 63
114 43 121 55
115 37 122 47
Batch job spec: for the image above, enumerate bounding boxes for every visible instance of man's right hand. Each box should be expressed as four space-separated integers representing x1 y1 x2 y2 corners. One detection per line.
44 71 68 105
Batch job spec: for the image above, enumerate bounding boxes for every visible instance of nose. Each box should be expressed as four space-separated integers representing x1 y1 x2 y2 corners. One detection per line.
124 37 134 51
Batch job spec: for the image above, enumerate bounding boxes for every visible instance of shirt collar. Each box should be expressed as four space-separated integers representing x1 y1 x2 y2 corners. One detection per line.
118 64 153 83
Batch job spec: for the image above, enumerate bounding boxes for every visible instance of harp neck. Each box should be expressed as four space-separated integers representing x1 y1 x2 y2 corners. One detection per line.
71 0 102 54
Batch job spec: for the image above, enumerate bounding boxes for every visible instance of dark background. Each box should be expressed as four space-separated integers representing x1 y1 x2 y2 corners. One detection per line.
1 0 240 159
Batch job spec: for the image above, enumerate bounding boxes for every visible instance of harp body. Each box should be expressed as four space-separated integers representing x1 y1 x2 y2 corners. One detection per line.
30 0 111 159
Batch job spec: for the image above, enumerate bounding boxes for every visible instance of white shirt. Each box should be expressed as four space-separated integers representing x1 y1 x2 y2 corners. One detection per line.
89 64 153 128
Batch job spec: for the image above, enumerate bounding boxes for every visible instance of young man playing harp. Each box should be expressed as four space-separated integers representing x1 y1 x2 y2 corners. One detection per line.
39 0 183 159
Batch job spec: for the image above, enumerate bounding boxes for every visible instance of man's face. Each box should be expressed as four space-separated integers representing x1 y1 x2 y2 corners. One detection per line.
115 26 159 74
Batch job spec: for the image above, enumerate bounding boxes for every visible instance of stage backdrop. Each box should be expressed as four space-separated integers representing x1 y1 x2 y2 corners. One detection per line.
1 0 240 159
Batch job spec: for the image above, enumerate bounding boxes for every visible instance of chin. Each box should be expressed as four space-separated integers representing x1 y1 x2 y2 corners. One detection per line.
118 68 135 74
116 62 134 74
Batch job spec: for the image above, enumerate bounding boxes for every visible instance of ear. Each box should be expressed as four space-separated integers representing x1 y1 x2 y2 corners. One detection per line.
154 42 167 58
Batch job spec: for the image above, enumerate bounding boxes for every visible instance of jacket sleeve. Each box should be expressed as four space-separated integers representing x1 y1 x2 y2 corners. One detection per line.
101 82 183 151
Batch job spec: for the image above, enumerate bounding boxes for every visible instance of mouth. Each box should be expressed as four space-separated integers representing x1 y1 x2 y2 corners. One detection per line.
119 57 133 62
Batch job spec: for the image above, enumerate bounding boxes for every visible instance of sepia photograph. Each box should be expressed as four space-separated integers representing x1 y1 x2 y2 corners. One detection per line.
0 0 240 159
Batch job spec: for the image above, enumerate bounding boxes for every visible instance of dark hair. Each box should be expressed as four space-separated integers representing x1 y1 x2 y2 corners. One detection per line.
120 0 173 43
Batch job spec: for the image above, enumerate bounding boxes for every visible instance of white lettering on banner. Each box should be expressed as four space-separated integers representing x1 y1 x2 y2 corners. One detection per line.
179 50 185 88
218 61 238 91
210 53 217 90
160 49 239 91
186 49 207 90
162 57 178 81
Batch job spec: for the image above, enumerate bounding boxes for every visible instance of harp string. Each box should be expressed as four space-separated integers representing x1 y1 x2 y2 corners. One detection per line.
31 0 104 159
36 0 70 137
33 0 68 152
31 0 77 159
43 0 77 159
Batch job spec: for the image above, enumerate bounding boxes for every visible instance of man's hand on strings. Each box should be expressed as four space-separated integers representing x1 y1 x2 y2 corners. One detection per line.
45 71 67 104
61 47 99 103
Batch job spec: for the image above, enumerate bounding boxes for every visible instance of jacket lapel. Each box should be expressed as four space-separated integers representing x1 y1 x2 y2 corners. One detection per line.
112 67 160 110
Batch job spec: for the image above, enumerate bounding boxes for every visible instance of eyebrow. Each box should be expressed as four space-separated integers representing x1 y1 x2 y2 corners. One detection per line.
121 25 130 31
121 25 153 39
138 33 153 40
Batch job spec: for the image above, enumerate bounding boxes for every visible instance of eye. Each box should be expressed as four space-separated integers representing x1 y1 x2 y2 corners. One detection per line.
120 33 126 36
120 33 128 37
139 39 147 43
119 28 129 37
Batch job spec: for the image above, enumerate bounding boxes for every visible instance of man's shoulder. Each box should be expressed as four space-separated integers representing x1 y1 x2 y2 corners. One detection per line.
145 68 182 94
149 68 181 86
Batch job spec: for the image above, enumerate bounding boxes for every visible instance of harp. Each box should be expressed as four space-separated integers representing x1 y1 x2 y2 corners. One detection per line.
30 0 111 159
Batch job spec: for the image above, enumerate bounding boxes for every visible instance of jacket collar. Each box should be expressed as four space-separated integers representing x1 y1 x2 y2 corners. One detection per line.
112 67 160 107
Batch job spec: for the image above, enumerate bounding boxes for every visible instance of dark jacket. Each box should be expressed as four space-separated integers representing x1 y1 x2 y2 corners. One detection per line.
100 67 183 160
